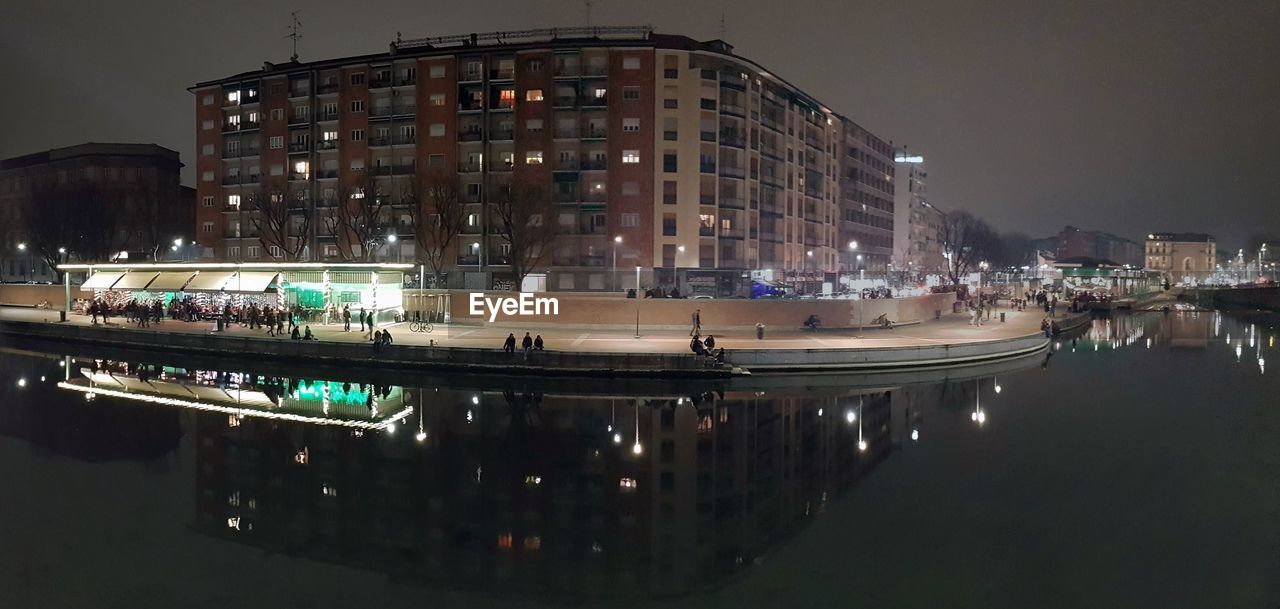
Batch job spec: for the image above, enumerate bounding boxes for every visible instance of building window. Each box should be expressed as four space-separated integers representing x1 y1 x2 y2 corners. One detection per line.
201 171 214 182
623 118 640 132
202 196 214 207
622 150 640 164
662 214 677 236
228 194 241 207
202 222 214 233
350 100 365 112
663 180 677 204
498 89 516 108
323 244 339 257
351 129 364 142
429 123 445 137
268 245 282 258
664 68 678 79
226 90 240 103
270 108 284 121
664 98 678 109
526 119 543 134
202 144 214 156
429 93 445 106
269 136 284 149
526 151 543 164
201 120 214 130
349 73 365 85
623 86 640 100
429 64 445 78
227 246 240 259
622 181 639 196
525 89 544 102
663 152 677 172
621 212 639 227
527 58 543 72
202 94 214 106
623 56 640 70
247 246 259 258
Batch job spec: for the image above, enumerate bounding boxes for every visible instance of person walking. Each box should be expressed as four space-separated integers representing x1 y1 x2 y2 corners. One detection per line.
503 333 517 353
690 308 702 336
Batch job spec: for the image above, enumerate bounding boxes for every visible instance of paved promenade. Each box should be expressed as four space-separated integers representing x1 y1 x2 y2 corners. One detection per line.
0 304 1066 355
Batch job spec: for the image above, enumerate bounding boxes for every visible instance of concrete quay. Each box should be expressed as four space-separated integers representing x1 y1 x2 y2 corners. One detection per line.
0 304 1068 377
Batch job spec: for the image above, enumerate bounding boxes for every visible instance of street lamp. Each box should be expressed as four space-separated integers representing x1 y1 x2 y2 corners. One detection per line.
613 235 623 291
672 245 685 292
17 242 28 283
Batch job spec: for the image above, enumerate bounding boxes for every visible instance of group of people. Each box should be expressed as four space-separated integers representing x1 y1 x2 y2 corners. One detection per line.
639 286 685 299
502 332 545 359
690 333 726 362
1016 290 1058 317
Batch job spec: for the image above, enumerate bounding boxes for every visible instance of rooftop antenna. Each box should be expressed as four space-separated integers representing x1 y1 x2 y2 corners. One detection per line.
718 9 726 39
285 11 302 62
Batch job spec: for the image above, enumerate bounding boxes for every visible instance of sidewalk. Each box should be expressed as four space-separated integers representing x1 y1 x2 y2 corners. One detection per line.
0 304 1064 355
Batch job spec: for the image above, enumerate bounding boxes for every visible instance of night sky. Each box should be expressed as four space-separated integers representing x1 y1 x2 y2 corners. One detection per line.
3 0 1277 247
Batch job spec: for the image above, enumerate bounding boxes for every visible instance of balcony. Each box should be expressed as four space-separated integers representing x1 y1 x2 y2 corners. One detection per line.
457 254 480 266
553 127 578 139
460 70 483 83
700 131 717 143
459 129 483 142
699 162 717 174
553 190 580 203
316 170 338 180
316 111 339 122
582 94 608 107
554 159 579 171
720 165 747 179
489 68 515 80
369 137 391 147
720 103 746 117
582 191 607 203
458 161 482 173
458 101 484 112
720 131 746 148
580 158 607 171
583 64 608 77
490 161 514 173
719 196 746 209
395 135 417 146
242 120 260 131
489 129 514 141
582 127 607 140
221 174 259 186
317 83 339 95
288 87 310 99
288 113 310 126
719 78 746 91
370 106 395 118
316 140 337 151
491 101 515 111
397 76 417 87
289 172 310 181
554 62 581 78
370 77 393 89
719 227 745 239
553 95 577 108
699 194 715 206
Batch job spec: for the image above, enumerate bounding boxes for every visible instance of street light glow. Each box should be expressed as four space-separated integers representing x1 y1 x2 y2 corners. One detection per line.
387 234 397 243
848 240 858 250
614 235 622 243
17 243 26 251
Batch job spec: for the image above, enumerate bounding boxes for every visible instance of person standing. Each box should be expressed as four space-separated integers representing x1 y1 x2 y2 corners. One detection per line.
342 305 351 332
690 308 702 336
359 307 367 333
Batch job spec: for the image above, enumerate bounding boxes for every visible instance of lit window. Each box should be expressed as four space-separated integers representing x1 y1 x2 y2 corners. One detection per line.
499 89 516 108
246 246 259 258
525 89 544 102
619 477 637 490
523 536 542 551
526 151 543 164
293 160 309 175
429 93 445 106
592 87 607 99
227 90 240 103
228 194 241 207
497 533 513 549
622 150 640 164
322 484 338 497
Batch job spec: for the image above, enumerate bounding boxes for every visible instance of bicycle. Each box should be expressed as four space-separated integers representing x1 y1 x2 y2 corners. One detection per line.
409 320 434 333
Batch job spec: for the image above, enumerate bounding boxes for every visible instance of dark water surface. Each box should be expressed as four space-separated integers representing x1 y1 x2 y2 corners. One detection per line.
0 311 1276 608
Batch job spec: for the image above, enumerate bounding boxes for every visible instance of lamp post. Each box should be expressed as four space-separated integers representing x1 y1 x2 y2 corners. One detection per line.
387 234 400 263
612 235 622 292
846 240 858 294
673 245 685 293
17 242 28 283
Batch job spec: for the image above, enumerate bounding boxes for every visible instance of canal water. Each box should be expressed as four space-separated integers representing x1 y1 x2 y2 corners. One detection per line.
0 310 1275 608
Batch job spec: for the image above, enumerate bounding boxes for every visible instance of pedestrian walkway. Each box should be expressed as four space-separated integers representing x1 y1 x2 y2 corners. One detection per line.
0 303 1068 355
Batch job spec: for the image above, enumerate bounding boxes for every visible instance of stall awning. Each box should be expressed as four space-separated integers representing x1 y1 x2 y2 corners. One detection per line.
183 271 236 292
81 271 125 290
224 272 279 293
112 271 160 291
147 271 198 291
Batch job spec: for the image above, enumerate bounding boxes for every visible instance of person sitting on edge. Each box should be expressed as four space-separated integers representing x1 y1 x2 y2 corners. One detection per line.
690 335 706 355
704 335 716 350
504 333 517 353
290 325 301 340
533 335 544 350
303 326 315 340
382 328 393 345
522 332 533 351
804 314 822 329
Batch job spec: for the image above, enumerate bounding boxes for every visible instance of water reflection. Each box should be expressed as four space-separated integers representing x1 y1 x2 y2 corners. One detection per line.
0 308 1274 603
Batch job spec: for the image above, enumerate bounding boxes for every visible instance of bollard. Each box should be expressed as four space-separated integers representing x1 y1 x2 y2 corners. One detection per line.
756 323 765 340
1000 312 1006 323
59 311 66 322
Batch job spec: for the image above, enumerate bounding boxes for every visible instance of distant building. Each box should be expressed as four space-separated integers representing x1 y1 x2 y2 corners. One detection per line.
0 143 193 282
1145 232 1215 275
1049 226 1143 267
892 151 944 272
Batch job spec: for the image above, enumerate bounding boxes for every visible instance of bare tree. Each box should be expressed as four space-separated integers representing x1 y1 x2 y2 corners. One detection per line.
407 170 465 286
247 183 312 261
492 176 559 289
16 177 73 281
324 172 390 261
940 210 998 285
125 177 188 261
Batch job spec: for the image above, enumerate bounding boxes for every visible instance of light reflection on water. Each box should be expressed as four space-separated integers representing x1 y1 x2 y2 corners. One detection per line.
0 309 1276 607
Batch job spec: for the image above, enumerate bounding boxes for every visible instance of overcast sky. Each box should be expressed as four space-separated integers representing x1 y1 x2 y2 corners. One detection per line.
3 0 1277 247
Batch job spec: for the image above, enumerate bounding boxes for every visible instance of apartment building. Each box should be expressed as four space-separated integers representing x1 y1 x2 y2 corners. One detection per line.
892 151 946 273
1 143 192 282
191 27 894 293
